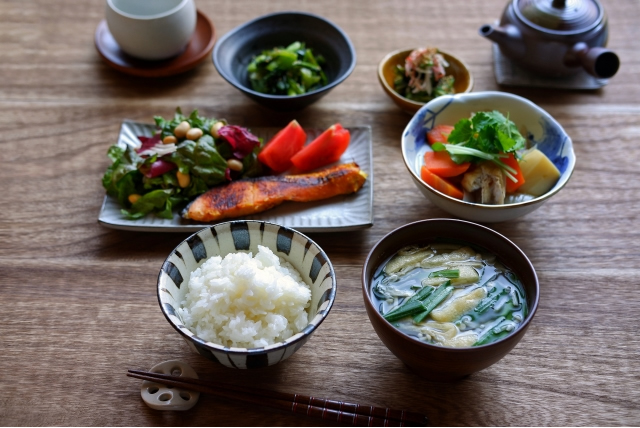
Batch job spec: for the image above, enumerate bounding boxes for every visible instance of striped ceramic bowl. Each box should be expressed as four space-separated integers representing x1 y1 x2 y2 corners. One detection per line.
157 220 336 368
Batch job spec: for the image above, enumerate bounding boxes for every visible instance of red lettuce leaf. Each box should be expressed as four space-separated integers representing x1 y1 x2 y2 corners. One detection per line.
140 159 177 178
218 125 260 159
136 134 162 154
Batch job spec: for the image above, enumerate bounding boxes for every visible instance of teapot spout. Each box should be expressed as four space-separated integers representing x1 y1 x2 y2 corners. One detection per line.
565 42 620 79
479 24 525 59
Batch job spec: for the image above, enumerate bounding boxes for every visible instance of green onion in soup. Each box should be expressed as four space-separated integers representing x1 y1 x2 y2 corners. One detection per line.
371 243 528 348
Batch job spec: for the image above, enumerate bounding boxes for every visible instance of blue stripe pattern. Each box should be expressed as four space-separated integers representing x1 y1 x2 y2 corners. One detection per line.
157 220 336 369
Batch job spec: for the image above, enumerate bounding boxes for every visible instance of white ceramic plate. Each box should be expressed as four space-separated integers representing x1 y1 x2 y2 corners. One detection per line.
98 121 374 233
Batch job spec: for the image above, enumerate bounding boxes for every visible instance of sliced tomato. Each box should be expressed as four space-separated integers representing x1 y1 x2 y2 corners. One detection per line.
290 123 350 172
502 153 526 193
257 120 307 174
420 165 464 199
423 151 470 178
426 125 455 145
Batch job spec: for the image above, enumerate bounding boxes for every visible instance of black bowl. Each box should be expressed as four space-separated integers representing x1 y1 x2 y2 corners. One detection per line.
212 11 356 111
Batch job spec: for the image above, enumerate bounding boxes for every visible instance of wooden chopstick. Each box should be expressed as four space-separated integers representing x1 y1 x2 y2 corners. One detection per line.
128 369 429 427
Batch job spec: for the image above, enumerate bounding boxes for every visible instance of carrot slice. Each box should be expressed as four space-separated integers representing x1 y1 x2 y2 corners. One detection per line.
423 151 470 178
502 153 526 193
426 125 455 145
420 166 464 199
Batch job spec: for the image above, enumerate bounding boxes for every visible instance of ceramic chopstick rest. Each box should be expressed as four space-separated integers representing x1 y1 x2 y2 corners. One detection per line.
140 360 200 411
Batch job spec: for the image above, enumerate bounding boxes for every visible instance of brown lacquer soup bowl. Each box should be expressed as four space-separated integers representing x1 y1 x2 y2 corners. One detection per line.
361 219 539 381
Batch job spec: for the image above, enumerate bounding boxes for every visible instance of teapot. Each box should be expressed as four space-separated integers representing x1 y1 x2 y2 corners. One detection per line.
479 0 619 78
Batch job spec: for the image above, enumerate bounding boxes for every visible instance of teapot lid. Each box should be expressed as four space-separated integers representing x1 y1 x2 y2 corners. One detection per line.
515 0 603 34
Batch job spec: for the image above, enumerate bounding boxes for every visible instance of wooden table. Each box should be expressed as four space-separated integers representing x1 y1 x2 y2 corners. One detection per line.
1 0 639 425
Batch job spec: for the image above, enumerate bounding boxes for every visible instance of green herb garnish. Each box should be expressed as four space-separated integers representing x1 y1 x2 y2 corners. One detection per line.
431 110 526 182
383 282 453 323
428 269 460 279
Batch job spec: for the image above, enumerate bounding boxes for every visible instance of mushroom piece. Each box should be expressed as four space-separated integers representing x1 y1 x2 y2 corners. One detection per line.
461 161 506 204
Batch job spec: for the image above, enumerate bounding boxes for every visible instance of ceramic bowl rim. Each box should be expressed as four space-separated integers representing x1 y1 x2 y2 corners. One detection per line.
107 0 192 20
377 47 474 109
212 10 357 101
157 220 337 355
401 91 576 211
361 218 540 352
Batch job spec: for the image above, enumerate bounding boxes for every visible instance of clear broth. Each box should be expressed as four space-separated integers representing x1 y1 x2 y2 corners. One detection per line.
371 242 528 348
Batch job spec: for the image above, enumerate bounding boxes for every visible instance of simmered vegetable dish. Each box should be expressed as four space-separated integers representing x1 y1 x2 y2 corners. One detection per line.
422 111 561 204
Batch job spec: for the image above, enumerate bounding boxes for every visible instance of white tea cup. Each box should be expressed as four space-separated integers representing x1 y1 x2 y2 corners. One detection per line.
106 0 197 61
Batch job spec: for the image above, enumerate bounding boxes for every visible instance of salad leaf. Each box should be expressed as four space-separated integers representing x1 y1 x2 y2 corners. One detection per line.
121 189 173 220
102 146 141 197
172 135 228 187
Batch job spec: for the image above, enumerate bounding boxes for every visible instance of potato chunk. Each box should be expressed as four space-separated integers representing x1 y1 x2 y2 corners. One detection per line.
517 149 560 197
430 286 487 323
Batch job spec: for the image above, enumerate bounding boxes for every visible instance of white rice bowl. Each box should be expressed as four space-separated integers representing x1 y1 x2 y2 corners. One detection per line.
177 245 312 348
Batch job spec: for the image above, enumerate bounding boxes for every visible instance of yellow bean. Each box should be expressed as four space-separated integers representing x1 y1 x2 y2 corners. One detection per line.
210 121 224 138
128 194 141 204
173 121 191 139
186 127 203 141
176 171 191 188
162 135 177 144
227 158 243 172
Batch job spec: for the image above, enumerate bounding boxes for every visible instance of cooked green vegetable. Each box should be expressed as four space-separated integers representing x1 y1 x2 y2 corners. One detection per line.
247 42 328 96
384 285 435 320
428 269 460 279
412 284 454 323
102 108 264 220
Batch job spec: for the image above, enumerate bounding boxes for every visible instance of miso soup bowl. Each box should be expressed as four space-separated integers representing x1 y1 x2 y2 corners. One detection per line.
158 220 336 369
361 219 539 381
402 91 576 223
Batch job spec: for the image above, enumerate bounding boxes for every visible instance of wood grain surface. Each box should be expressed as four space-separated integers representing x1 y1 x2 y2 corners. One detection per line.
1 0 639 426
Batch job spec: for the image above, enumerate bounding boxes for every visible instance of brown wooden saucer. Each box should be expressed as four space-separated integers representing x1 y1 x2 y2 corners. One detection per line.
94 10 215 77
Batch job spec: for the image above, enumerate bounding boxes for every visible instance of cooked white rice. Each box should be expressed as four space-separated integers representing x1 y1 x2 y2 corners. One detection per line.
177 245 312 348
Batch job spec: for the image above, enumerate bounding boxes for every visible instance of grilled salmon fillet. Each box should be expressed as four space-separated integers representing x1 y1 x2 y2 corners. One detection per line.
183 162 367 222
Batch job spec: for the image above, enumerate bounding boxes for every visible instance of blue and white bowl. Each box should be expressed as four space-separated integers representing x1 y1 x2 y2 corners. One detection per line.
402 91 576 223
157 220 336 368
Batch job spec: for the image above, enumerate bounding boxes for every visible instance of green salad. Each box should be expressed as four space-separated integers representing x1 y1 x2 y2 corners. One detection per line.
247 41 327 96
102 108 264 220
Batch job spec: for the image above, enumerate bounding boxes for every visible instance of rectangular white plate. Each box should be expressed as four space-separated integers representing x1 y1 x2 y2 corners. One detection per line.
98 121 374 233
